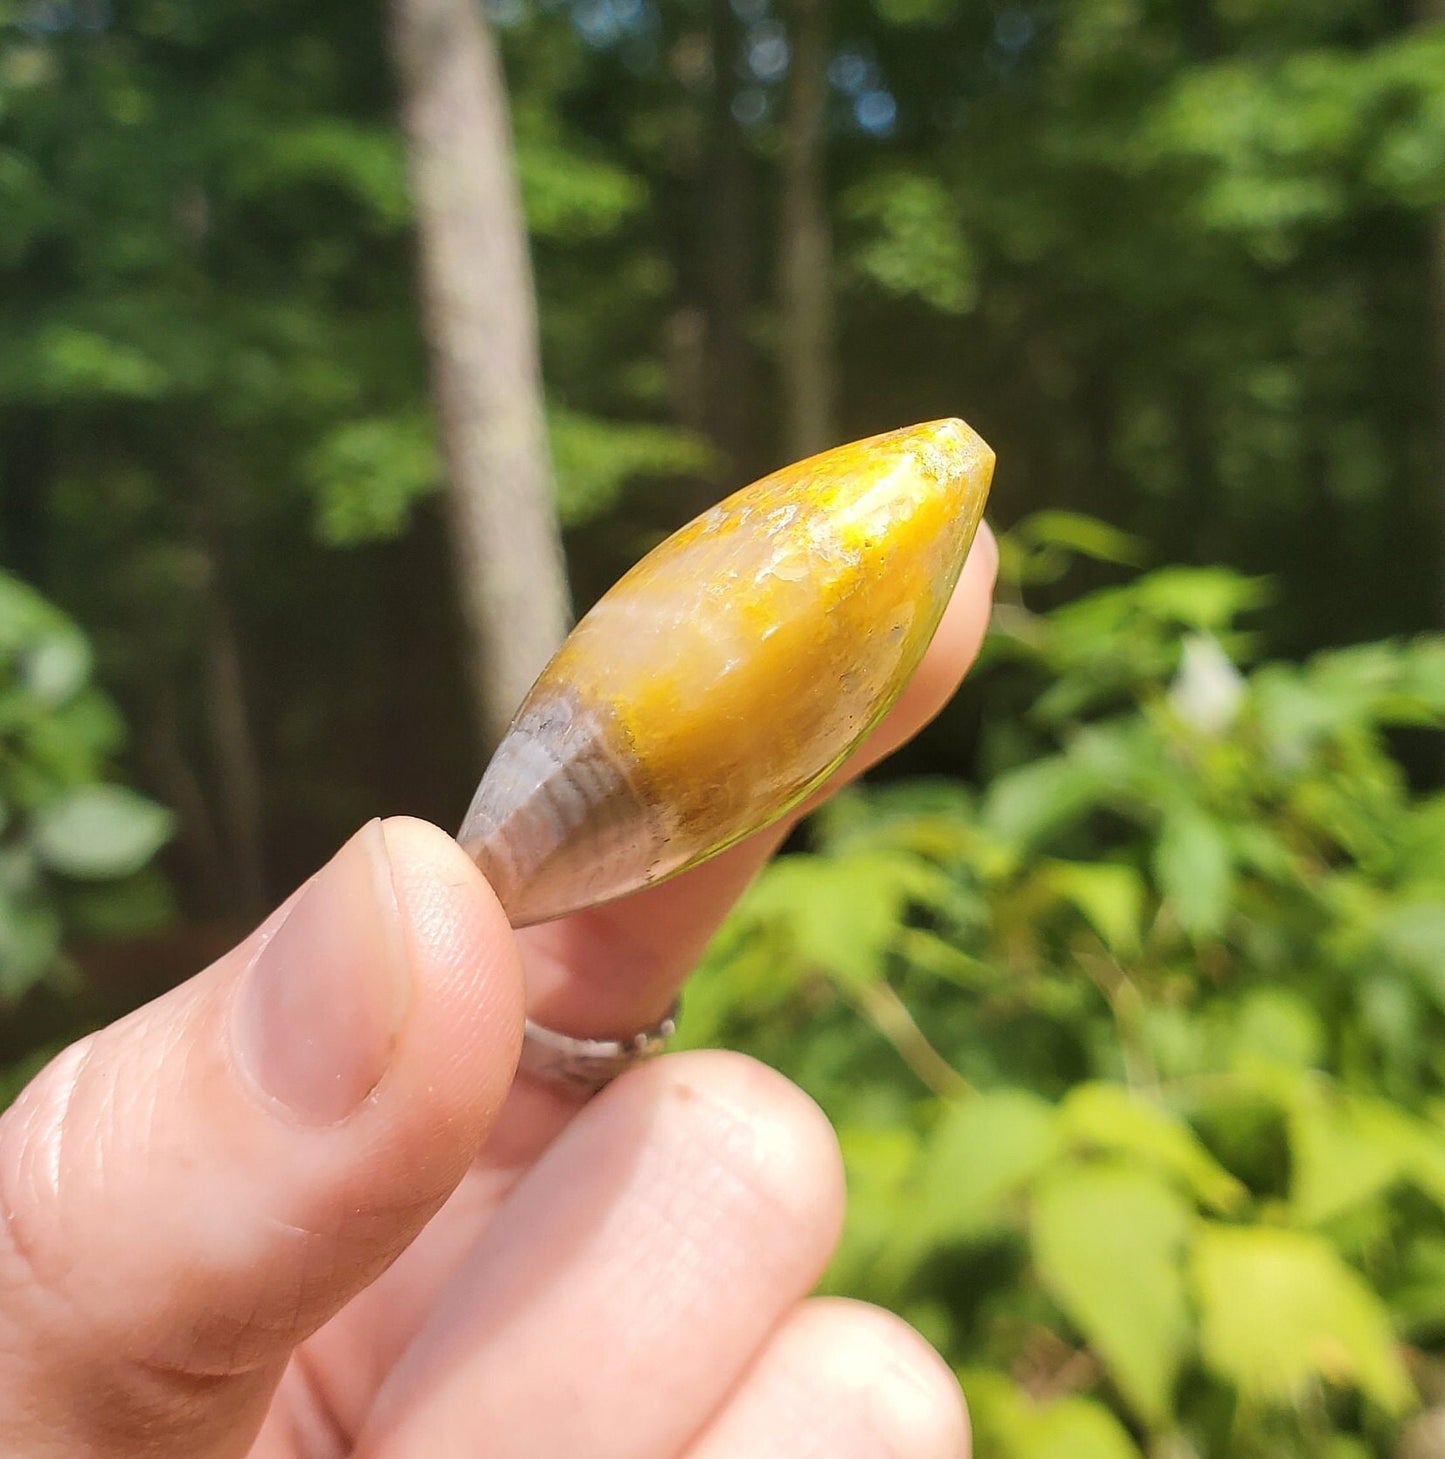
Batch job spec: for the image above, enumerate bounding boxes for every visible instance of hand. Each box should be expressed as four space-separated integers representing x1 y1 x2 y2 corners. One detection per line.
0 528 996 1459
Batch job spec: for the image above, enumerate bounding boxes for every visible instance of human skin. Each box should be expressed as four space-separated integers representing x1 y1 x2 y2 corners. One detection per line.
0 523 996 1459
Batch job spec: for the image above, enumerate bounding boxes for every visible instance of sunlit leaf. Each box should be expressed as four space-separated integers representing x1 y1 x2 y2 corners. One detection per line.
240 122 411 227
1230 987 1325 1070
844 171 976 314
307 411 441 546
515 134 646 239
1193 1224 1413 1414
1059 1083 1246 1213
1285 1083 1416 1227
983 754 1116 851
1154 806 1234 941
1031 1162 1193 1427
962 1371 1145 1459
741 849 949 990
1168 633 1245 735
548 407 713 527
1036 860 1144 956
1017 512 1148 568
1373 900 1445 1010
32 785 174 881
19 628 90 706
916 1089 1060 1241
824 1124 924 1294
1133 568 1273 630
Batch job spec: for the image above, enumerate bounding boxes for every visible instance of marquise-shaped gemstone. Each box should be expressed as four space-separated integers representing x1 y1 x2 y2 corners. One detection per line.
458 418 995 925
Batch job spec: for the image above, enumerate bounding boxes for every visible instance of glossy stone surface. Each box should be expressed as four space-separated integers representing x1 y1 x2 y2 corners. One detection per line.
458 418 995 926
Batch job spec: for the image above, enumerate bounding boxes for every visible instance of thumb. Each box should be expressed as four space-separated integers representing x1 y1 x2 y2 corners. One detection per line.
0 817 524 1458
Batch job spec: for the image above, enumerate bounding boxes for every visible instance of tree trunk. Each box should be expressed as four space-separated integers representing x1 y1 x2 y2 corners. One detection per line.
390 0 572 752
1430 197 1445 627
185 458 269 919
701 0 758 478
1414 0 1445 628
779 0 836 460
0 411 52 582
202 575 268 917
142 677 229 918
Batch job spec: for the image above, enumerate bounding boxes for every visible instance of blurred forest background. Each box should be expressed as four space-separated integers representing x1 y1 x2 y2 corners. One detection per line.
4 0 1445 1453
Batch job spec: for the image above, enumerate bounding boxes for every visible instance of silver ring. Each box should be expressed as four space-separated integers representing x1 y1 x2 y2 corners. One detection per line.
519 1001 680 1094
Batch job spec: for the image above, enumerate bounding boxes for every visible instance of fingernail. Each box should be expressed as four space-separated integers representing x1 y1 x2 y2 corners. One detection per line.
235 820 411 1124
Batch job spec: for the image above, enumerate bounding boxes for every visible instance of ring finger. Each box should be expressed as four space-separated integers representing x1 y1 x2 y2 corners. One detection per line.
681 1298 969 1459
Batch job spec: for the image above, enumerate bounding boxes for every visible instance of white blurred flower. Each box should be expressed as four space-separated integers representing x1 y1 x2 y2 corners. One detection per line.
1169 632 1245 736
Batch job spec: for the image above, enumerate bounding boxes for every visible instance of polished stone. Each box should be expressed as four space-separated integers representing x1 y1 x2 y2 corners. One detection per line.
459 418 995 926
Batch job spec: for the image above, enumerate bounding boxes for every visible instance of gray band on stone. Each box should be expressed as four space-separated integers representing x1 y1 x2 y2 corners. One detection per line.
519 1002 680 1094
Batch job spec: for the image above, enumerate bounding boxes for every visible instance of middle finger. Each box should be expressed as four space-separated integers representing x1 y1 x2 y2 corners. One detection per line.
352 1052 845 1458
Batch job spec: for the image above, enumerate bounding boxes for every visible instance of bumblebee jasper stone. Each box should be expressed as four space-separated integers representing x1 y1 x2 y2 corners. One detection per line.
458 418 995 926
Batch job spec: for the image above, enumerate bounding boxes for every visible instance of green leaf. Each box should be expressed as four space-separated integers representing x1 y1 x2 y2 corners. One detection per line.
547 407 713 528
19 627 91 706
1036 860 1144 956
962 1371 1145 1459
1132 568 1273 630
742 849 948 990
246 122 411 227
0 889 62 1002
1373 900 1445 1009
32 785 174 881
844 171 976 315
306 412 441 546
1389 1236 1445 1336
60 867 176 941
1031 1162 1193 1428
983 754 1114 851
824 1124 925 1294
1230 988 1325 1070
1370 1112 1445 1217
1192 1224 1413 1414
28 323 171 401
1153 806 1235 941
916 1089 1060 1241
1059 1083 1246 1213
1286 1083 1416 1227
1392 793 1445 887
0 569 84 658
1017 512 1148 568
515 135 646 239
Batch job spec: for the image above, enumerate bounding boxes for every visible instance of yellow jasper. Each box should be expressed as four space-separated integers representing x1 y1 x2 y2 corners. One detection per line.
459 418 995 926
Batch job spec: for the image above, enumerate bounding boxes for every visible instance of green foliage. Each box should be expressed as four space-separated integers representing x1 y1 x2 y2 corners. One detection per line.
0 572 173 1004
964 1371 1145 1459
547 406 714 528
5 0 1444 926
684 521 1445 1454
1193 1226 1412 1416
843 171 977 315
306 411 441 547
1032 1162 1193 1427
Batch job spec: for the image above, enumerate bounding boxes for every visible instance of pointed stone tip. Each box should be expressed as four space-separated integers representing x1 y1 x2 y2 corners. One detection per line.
906 418 996 501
